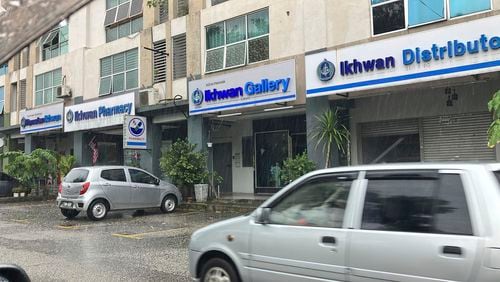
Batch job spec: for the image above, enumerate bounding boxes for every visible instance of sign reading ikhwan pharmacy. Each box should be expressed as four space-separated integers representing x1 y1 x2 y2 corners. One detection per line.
306 15 500 97
189 59 296 115
20 102 64 134
64 92 135 132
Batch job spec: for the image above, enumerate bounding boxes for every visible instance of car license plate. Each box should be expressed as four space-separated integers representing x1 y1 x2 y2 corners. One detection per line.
61 202 73 208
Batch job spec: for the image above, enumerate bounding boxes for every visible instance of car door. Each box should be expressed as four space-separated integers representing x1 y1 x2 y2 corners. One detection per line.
348 170 480 282
128 168 160 208
99 168 131 209
249 173 358 282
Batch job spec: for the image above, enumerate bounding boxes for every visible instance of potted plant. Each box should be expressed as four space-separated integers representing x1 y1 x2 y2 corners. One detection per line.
160 139 208 201
12 187 22 198
280 152 316 185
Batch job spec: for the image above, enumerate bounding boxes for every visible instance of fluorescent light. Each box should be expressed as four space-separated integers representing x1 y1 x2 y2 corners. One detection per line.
263 106 294 112
217 112 242 118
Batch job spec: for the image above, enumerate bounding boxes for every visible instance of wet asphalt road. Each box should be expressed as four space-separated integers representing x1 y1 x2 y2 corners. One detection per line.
0 201 241 282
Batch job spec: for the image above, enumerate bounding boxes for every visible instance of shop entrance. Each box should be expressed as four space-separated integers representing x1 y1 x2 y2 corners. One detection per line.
213 143 232 194
255 130 290 189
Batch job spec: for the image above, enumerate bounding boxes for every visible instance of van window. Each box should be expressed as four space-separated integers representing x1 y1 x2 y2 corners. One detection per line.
101 169 127 182
65 169 89 183
361 172 472 235
269 174 356 228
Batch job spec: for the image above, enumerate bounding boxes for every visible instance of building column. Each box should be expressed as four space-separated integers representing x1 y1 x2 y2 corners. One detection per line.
73 131 90 166
139 117 162 175
188 115 208 152
306 95 332 168
24 134 35 153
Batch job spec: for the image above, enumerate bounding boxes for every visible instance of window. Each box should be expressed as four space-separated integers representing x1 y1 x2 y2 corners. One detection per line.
106 17 143 42
269 174 356 228
19 80 26 110
361 171 472 235
173 34 186 79
449 0 491 18
0 87 4 114
205 8 269 73
35 68 62 106
153 40 167 83
40 21 68 61
159 0 168 23
105 0 143 26
212 0 228 5
65 169 89 183
372 0 491 35
10 83 17 112
99 48 138 95
129 169 157 184
101 169 127 182
176 0 188 17
0 64 7 76
21 47 29 68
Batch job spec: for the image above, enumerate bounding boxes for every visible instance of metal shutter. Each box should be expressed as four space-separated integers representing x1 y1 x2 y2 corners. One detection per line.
19 80 26 110
177 0 188 17
172 34 186 80
153 40 167 84
360 118 419 137
159 0 168 23
422 112 495 161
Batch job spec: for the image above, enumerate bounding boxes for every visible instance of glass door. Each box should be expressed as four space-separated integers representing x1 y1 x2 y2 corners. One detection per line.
255 130 290 191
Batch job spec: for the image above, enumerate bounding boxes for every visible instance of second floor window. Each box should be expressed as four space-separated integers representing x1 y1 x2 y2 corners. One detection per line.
0 64 7 76
99 49 138 95
205 8 269 73
372 0 492 35
40 21 68 61
35 69 62 106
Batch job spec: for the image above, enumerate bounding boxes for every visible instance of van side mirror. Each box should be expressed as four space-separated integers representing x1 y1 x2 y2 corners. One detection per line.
255 207 271 225
0 264 31 282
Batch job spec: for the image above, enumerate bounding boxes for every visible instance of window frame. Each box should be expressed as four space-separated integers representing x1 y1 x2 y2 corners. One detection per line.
356 169 478 236
128 168 158 185
34 68 62 106
39 21 69 61
204 8 269 74
100 168 127 182
99 48 139 96
105 16 143 43
370 0 492 36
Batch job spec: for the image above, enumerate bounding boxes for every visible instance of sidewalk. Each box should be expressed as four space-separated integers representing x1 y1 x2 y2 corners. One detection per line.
0 194 57 204
179 193 271 214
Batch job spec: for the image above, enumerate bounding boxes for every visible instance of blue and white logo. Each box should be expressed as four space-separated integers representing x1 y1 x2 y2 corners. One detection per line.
317 59 335 81
21 117 26 128
128 118 145 137
66 110 74 123
192 89 204 105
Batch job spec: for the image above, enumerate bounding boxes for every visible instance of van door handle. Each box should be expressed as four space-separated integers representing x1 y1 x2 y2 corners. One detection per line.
442 246 462 255
321 236 336 245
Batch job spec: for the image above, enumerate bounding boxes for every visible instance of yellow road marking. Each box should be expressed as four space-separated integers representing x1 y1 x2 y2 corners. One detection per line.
112 227 191 240
112 233 143 240
10 219 29 224
56 225 79 230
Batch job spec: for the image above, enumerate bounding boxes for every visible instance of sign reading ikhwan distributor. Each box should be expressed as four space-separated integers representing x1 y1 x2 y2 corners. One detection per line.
306 15 500 97
64 92 135 132
20 103 64 134
189 59 297 115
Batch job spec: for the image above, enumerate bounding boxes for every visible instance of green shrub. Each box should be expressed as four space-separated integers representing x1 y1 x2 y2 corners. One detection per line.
280 152 316 185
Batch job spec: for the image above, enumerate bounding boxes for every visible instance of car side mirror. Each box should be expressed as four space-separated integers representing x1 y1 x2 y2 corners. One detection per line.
155 178 160 186
255 207 271 225
0 264 31 282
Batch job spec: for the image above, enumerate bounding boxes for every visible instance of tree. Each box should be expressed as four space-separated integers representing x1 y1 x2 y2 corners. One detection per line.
488 90 500 148
310 108 349 168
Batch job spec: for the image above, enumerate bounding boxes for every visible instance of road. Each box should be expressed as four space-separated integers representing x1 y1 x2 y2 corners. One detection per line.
0 201 240 281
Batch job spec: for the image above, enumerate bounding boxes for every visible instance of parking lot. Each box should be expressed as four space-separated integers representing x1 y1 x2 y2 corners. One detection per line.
0 201 240 281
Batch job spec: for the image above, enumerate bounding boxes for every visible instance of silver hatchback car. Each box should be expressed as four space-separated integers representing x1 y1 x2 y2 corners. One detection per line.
57 166 182 221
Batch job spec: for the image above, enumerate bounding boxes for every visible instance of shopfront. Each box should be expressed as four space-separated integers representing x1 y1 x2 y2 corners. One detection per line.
20 102 72 155
306 15 500 164
64 92 135 165
189 59 302 194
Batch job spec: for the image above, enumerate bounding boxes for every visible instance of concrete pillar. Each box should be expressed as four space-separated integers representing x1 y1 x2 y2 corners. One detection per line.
139 118 162 175
188 115 208 152
306 95 331 168
73 131 90 166
24 134 35 153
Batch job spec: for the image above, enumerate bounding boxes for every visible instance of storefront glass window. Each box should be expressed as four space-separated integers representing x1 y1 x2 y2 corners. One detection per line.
205 8 269 73
99 48 138 95
449 0 490 18
34 68 62 106
408 0 445 26
372 0 405 35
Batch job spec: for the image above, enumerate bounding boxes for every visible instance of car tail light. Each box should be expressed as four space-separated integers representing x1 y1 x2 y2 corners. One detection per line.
80 182 90 195
58 183 62 193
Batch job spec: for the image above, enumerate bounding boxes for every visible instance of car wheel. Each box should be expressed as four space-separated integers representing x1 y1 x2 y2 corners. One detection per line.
200 258 239 282
160 195 177 213
87 199 108 221
60 209 80 219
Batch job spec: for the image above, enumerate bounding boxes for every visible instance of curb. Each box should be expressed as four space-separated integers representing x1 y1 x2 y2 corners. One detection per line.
0 195 57 204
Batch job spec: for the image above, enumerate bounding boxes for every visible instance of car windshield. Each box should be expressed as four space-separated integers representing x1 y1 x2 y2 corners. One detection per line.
64 169 89 183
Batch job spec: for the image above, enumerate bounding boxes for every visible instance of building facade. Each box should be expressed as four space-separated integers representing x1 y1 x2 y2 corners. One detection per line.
0 0 499 195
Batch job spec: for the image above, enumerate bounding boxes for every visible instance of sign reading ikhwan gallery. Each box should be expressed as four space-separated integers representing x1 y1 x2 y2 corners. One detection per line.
189 59 297 115
20 102 64 134
306 15 500 97
64 92 135 132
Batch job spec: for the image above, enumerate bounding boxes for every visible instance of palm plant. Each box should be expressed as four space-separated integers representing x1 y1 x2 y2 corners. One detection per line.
311 108 349 168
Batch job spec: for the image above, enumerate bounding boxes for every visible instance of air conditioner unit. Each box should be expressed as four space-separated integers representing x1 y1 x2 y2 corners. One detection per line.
56 85 72 98
139 88 159 107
